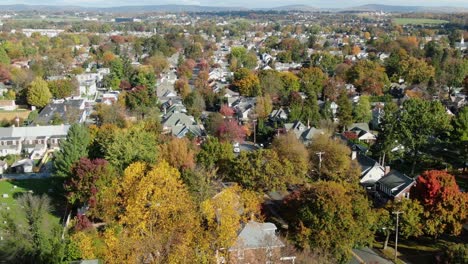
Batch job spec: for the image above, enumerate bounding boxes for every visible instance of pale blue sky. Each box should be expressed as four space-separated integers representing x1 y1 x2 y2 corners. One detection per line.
1 0 467 8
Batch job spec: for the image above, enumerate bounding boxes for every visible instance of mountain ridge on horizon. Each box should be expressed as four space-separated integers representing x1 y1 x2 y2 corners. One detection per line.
0 3 466 13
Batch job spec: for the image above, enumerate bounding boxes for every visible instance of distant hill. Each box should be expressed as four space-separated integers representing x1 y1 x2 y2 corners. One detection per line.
98 5 248 13
255 5 319 12
344 4 467 13
0 3 465 14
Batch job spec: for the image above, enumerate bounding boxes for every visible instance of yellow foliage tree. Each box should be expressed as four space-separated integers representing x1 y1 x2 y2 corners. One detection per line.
200 185 262 250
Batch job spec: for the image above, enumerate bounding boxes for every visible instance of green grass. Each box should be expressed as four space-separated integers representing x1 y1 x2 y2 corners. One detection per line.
0 179 65 225
393 18 449 25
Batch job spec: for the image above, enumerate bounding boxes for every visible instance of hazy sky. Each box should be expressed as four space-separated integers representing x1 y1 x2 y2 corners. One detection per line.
2 0 468 8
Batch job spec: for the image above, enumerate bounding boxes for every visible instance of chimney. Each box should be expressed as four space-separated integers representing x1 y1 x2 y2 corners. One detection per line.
351 151 357 160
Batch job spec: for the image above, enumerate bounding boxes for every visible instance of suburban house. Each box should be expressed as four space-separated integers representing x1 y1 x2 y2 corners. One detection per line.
348 123 377 143
232 97 256 121
0 160 8 174
34 99 88 125
226 221 285 264
284 121 325 145
352 151 386 187
0 125 70 159
375 170 417 202
75 69 109 96
269 108 289 123
161 112 205 139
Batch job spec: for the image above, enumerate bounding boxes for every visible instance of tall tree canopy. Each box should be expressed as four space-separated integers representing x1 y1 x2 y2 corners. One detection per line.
54 124 90 178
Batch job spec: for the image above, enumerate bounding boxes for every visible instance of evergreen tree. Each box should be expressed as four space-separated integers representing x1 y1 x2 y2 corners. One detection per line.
337 91 353 131
53 124 90 178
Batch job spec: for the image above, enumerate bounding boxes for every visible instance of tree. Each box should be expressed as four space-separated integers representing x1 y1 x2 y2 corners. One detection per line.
48 79 76 99
174 78 191 99
159 137 196 171
308 134 360 183
0 194 67 264
453 106 468 169
284 182 376 263
384 199 424 239
411 170 468 238
184 90 205 119
255 95 273 121
443 243 468 264
232 68 261 97
216 119 246 143
347 60 389 95
353 95 371 123
64 158 113 216
228 149 303 191
104 161 202 263
27 77 52 108
336 90 353 131
219 104 234 118
200 185 262 251
271 132 309 178
197 136 234 170
372 102 400 166
54 124 90 178
398 99 452 174
298 67 327 97
101 125 158 171
144 54 169 76
205 112 224 136
0 46 10 65
301 92 321 127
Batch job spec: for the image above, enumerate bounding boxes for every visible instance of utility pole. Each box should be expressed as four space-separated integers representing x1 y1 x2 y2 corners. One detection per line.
393 211 404 263
253 119 257 145
316 152 325 172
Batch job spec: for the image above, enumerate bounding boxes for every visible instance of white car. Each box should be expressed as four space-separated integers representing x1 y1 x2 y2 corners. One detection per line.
233 147 241 153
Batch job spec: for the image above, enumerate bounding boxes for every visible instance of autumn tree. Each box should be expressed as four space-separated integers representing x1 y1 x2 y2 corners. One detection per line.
346 60 389 95
219 104 234 118
216 119 246 143
453 106 468 169
200 185 262 251
174 78 191 99
384 199 424 240
255 94 273 122
103 161 203 263
64 158 113 219
48 78 77 99
411 170 468 238
54 124 90 178
308 134 360 183
159 137 197 171
271 131 309 178
228 149 303 191
232 68 261 97
284 182 376 263
27 77 52 108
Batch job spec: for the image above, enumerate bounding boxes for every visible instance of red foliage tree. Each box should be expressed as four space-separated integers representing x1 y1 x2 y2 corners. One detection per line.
216 119 246 143
0 65 11 82
219 104 234 117
110 35 126 44
74 213 93 231
411 170 468 237
64 158 110 209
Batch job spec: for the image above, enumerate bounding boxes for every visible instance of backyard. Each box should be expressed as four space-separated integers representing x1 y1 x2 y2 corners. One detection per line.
0 178 65 237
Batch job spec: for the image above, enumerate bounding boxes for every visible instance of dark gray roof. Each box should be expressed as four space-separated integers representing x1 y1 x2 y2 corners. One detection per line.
377 170 416 197
34 99 85 125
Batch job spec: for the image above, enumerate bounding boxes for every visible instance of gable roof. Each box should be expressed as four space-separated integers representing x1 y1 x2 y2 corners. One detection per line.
229 221 284 251
0 125 70 139
377 170 416 198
